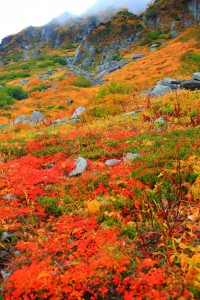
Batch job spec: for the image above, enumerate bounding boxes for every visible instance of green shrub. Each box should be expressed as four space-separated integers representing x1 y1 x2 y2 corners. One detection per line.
40 197 62 217
181 52 200 74
96 82 130 99
72 76 92 88
0 90 15 108
5 85 28 100
0 72 30 82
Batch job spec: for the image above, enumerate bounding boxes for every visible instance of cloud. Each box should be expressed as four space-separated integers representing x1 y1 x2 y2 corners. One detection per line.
85 0 150 15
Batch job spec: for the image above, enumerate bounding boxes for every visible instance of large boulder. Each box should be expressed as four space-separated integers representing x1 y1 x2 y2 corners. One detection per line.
180 80 200 90
193 72 200 81
69 157 88 177
149 84 172 96
71 106 86 119
30 111 46 123
14 115 29 125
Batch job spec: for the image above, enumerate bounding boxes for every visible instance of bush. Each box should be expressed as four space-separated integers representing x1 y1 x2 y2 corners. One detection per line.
29 84 51 93
0 72 30 82
5 85 28 100
181 52 200 74
96 82 130 99
72 76 92 88
0 90 15 108
40 197 62 217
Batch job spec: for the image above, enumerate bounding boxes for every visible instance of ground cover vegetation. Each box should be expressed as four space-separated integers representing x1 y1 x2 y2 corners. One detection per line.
0 11 200 300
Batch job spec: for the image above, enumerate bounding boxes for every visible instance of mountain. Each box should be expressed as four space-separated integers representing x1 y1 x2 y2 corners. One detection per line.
0 0 199 67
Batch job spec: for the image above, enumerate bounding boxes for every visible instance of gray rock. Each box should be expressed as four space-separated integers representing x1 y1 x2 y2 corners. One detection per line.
69 157 88 177
131 54 145 60
83 57 93 69
123 153 141 162
180 80 200 90
20 80 29 86
52 119 68 125
1 269 12 279
1 232 12 243
157 78 181 90
46 69 53 75
67 99 73 104
149 84 172 96
97 60 127 78
170 30 180 39
154 117 167 131
122 109 145 117
149 43 161 51
0 84 3 88
71 106 86 119
105 159 121 166
3 194 14 201
51 83 58 88
30 111 46 123
188 0 200 21
14 115 29 125
38 74 50 80
193 72 200 81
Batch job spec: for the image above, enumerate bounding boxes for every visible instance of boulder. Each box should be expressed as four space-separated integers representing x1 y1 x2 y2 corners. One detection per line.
157 78 181 90
149 84 172 96
69 157 88 177
154 117 167 131
180 80 200 90
51 84 58 88
131 54 145 60
20 80 29 86
14 115 29 125
193 72 200 81
30 111 46 123
105 159 121 166
1 232 12 243
71 106 86 119
123 153 141 162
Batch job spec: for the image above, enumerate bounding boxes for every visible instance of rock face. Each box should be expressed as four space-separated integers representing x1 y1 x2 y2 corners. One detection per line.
30 111 46 123
69 157 88 177
97 60 127 78
188 0 200 21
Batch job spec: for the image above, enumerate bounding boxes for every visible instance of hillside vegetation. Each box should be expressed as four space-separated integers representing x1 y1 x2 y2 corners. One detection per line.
0 2 200 299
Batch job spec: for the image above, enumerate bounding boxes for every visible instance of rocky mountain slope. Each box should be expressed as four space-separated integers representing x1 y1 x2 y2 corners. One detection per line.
0 0 199 70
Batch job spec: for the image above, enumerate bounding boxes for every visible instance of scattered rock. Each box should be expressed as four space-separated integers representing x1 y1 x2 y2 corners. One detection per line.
67 99 73 104
71 106 86 119
131 54 145 60
1 232 12 243
14 115 29 125
69 157 88 177
30 111 46 123
122 109 145 117
149 43 161 51
51 83 58 88
0 84 4 88
154 117 167 131
1 269 12 279
148 84 172 96
3 194 14 201
180 80 200 91
192 72 200 81
52 119 68 125
46 69 53 75
69 118 80 123
123 153 141 162
20 80 29 86
105 159 121 166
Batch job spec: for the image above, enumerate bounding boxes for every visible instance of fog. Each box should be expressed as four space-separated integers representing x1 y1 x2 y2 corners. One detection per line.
85 0 150 15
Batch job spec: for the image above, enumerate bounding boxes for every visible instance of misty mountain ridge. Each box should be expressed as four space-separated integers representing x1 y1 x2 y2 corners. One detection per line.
84 0 150 15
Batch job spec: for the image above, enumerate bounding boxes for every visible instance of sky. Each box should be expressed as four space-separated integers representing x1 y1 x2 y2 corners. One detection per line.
0 0 96 42
0 0 149 43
